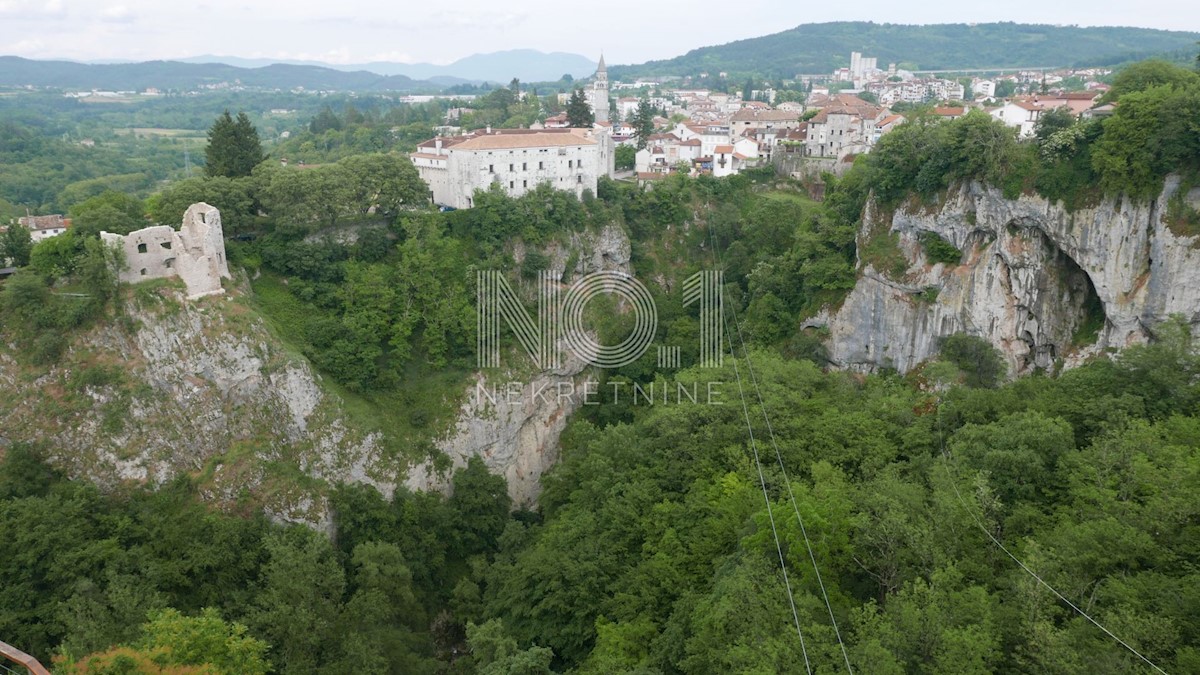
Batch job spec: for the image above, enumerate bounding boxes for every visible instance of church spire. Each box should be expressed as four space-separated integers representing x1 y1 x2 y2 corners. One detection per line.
597 53 606 75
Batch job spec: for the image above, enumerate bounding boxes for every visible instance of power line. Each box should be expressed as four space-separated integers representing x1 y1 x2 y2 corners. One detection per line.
720 311 813 674
705 225 854 673
937 451 1168 674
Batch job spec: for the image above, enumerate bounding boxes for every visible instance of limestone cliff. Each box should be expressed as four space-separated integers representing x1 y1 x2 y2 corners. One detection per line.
0 223 632 523
820 177 1200 375
406 222 632 507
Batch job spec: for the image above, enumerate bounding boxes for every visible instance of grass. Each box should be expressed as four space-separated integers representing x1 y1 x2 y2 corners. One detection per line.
1165 173 1200 241
860 222 909 280
918 231 963 266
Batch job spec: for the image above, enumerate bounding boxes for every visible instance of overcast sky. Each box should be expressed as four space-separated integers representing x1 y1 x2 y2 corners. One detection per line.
1 0 1198 65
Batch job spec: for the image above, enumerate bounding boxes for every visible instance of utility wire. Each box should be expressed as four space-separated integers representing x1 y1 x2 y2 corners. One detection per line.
705 224 854 674
721 313 812 674
937 449 1168 674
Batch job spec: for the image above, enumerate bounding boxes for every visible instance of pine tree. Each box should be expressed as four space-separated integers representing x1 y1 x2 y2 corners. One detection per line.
205 110 264 178
632 98 655 149
566 89 594 128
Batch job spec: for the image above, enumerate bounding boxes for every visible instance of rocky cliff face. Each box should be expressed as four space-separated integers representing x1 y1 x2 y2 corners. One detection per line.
0 223 632 523
405 223 632 507
0 279 387 532
821 177 1200 375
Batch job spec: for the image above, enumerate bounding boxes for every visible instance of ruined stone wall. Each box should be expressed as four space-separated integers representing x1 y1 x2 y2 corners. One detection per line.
102 202 231 299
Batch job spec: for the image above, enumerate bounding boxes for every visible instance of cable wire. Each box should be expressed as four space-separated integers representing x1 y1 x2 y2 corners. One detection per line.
722 315 813 673
705 224 854 673
937 449 1168 674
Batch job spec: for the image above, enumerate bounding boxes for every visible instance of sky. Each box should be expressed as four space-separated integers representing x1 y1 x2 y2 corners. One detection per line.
1 0 1198 65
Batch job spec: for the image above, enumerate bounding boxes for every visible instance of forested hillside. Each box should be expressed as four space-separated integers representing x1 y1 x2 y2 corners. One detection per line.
2 58 1200 674
612 22 1200 78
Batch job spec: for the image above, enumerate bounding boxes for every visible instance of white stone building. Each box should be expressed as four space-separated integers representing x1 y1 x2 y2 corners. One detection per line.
990 99 1044 137
13 214 70 242
101 203 231 300
411 128 615 209
804 94 890 160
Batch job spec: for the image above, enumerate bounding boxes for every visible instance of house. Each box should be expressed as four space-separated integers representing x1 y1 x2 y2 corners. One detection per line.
1034 91 1101 116
410 127 615 209
16 215 71 242
673 122 731 158
989 99 1044 137
875 114 905 138
804 94 890 160
932 106 967 121
730 108 803 139
711 145 748 178
543 112 570 128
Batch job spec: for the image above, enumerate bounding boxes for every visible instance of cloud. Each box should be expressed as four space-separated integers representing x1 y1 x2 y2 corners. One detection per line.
100 4 135 23
0 0 66 18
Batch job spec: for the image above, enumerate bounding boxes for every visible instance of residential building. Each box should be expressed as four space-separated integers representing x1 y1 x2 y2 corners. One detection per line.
16 214 71 242
730 108 803 138
804 94 889 159
989 99 1044 137
410 127 615 209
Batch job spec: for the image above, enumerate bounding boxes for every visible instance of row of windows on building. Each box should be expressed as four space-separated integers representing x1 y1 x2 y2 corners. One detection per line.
488 160 587 173
504 176 585 189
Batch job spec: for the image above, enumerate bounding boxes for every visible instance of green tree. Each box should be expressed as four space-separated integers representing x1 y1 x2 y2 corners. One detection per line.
69 190 145 239
1101 60 1200 102
614 145 636 171
566 89 594 128
0 223 32 267
937 333 1007 388
631 99 655 149
138 607 270 675
205 111 265 179
466 619 554 675
248 529 346 673
449 457 512 558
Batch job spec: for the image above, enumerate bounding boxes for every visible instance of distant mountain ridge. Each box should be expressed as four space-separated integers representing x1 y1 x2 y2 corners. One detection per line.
611 21 1200 78
0 56 442 93
154 49 596 84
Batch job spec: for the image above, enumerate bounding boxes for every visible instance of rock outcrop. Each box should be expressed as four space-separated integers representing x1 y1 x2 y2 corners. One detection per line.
821 177 1200 375
1 222 633 523
406 223 633 507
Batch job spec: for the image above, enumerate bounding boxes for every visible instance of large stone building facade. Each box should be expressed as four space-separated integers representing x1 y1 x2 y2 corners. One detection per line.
411 128 615 209
101 202 231 300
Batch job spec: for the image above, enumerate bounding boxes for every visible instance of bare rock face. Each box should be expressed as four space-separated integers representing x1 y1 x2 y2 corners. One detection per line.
407 223 633 507
0 283 387 533
822 177 1200 375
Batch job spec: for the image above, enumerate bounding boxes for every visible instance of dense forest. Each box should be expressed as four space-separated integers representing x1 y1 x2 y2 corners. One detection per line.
2 58 1200 673
611 22 1200 79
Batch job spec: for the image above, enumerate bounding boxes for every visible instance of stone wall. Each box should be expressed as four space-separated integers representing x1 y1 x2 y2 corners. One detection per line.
102 203 231 300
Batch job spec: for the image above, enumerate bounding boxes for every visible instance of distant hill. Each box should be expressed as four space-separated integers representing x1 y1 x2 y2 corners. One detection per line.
610 22 1200 79
0 56 443 93
175 49 598 84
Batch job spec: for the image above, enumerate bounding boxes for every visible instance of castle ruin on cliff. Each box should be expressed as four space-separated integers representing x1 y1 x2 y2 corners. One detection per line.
101 202 231 300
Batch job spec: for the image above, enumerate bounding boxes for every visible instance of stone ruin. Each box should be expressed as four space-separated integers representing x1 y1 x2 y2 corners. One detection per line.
101 202 231 300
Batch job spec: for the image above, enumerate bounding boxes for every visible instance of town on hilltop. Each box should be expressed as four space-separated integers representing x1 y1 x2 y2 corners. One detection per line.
409 51 1115 207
